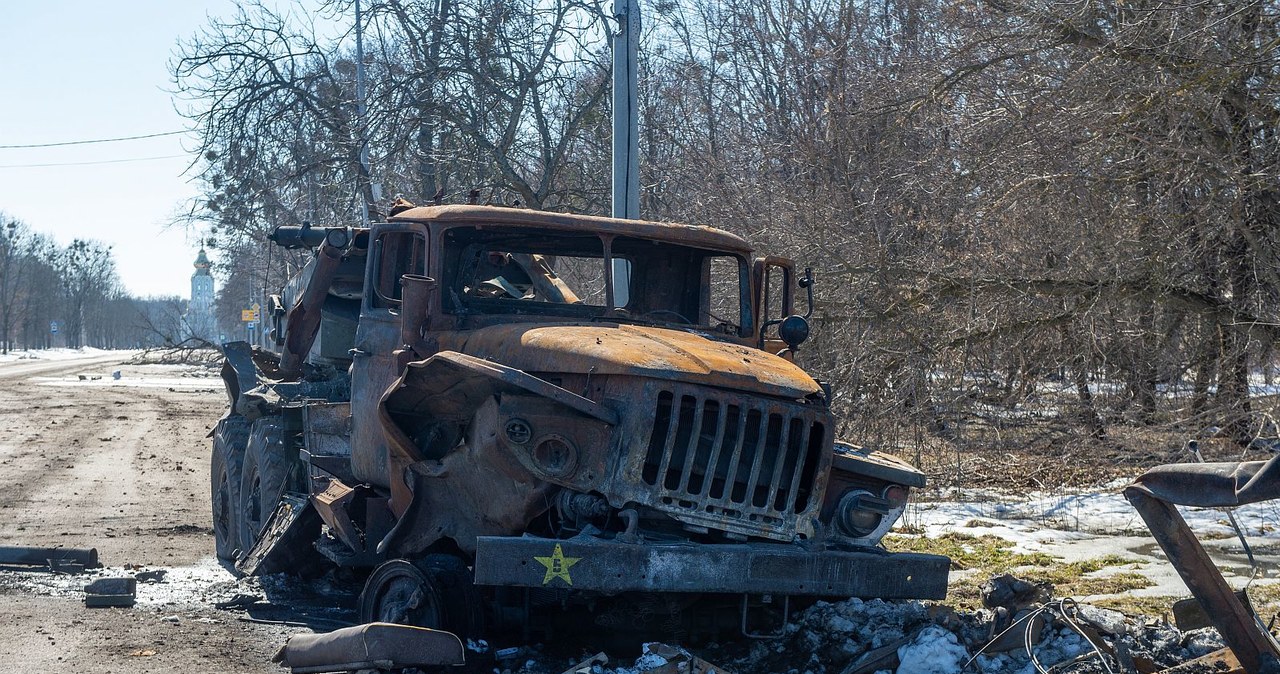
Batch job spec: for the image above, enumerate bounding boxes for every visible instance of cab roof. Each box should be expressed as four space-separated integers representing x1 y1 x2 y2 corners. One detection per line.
387 205 752 253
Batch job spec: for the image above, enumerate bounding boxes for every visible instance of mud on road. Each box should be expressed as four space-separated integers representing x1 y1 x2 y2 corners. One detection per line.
0 353 345 673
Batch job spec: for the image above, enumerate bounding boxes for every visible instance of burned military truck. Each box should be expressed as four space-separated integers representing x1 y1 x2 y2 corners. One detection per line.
212 204 948 636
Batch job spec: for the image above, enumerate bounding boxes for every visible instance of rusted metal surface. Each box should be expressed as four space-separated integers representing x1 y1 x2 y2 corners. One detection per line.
390 204 752 253
472 535 950 598
1161 647 1245 674
216 203 949 627
1126 463 1280 674
436 323 822 399
236 493 320 576
274 622 465 673
279 229 351 379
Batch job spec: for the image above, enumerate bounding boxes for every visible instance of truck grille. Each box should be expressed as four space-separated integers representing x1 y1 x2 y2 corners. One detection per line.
641 388 827 536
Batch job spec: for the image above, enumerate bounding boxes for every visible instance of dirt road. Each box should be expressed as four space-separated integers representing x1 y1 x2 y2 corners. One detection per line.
0 353 341 673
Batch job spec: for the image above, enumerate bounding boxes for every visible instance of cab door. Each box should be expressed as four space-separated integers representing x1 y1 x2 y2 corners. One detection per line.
349 224 427 488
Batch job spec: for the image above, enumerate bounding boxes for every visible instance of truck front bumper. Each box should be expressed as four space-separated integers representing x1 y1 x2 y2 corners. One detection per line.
473 536 949 599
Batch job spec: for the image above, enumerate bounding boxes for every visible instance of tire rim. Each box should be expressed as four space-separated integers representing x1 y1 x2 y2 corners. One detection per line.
361 561 444 628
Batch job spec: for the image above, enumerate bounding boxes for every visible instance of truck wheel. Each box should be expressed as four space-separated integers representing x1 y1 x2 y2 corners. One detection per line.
358 556 485 638
210 415 250 562
238 417 297 553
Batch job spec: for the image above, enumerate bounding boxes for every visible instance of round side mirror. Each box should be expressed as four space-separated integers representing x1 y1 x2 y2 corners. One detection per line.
778 315 810 350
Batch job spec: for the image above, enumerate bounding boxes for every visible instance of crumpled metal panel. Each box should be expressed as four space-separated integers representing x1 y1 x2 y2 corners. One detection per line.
439 323 822 399
1127 455 1280 508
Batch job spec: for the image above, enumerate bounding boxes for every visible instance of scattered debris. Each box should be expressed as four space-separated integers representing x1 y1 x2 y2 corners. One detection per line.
0 545 99 570
215 592 264 610
638 643 732 674
1126 459 1280 672
134 569 167 583
83 577 136 608
47 559 86 575
1161 646 1244 674
273 622 465 673
561 652 608 674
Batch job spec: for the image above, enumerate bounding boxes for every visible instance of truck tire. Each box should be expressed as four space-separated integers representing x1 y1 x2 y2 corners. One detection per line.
238 417 298 553
358 555 485 639
210 415 250 562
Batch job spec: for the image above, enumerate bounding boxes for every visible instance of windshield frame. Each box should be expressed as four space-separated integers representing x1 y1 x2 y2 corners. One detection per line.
438 223 755 336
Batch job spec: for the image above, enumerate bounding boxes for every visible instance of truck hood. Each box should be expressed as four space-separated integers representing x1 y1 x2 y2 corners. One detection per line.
442 323 822 399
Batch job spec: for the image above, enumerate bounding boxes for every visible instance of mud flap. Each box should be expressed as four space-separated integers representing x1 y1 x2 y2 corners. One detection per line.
274 622 464 673
236 493 321 576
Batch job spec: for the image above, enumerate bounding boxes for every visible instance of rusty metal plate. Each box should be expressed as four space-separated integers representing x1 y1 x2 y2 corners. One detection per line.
472 536 949 599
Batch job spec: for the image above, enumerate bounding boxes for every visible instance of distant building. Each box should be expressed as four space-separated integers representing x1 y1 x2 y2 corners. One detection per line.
187 248 217 342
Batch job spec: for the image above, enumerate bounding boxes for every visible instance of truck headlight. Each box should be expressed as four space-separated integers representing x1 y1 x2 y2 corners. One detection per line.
835 489 891 538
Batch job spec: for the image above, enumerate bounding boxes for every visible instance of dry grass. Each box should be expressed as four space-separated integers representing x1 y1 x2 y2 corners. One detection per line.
887 532 1152 611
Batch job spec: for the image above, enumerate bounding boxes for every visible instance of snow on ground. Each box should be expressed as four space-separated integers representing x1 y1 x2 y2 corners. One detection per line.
906 483 1280 599
0 347 131 363
30 362 221 392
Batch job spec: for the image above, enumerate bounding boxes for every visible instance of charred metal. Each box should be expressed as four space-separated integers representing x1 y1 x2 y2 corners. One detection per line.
210 204 949 639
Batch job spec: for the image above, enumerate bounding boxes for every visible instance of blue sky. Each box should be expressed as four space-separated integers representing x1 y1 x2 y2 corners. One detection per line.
0 0 238 297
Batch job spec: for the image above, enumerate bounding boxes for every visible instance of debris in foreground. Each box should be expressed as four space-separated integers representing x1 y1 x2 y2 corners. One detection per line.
1126 457 1280 673
273 622 464 673
269 586 1237 674
0 545 99 572
83 577 136 608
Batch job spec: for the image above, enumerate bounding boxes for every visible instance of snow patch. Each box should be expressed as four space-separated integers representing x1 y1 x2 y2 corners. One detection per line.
896 626 968 674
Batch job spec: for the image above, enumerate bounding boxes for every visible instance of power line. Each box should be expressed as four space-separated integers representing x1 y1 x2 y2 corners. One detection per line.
0 130 185 150
0 154 188 169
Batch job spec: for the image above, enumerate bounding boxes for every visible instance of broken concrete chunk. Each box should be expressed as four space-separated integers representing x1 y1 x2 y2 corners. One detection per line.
1075 604 1129 636
84 577 136 608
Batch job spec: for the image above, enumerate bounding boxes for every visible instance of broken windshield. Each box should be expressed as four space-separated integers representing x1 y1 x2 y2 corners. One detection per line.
441 225 751 335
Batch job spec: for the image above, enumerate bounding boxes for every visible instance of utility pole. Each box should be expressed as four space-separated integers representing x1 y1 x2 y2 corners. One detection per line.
354 0 383 226
611 0 640 306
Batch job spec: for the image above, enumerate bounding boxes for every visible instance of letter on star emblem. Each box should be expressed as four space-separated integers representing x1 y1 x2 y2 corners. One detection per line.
534 544 580 586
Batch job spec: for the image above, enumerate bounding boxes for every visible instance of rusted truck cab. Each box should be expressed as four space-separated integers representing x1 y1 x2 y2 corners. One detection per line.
214 205 947 638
